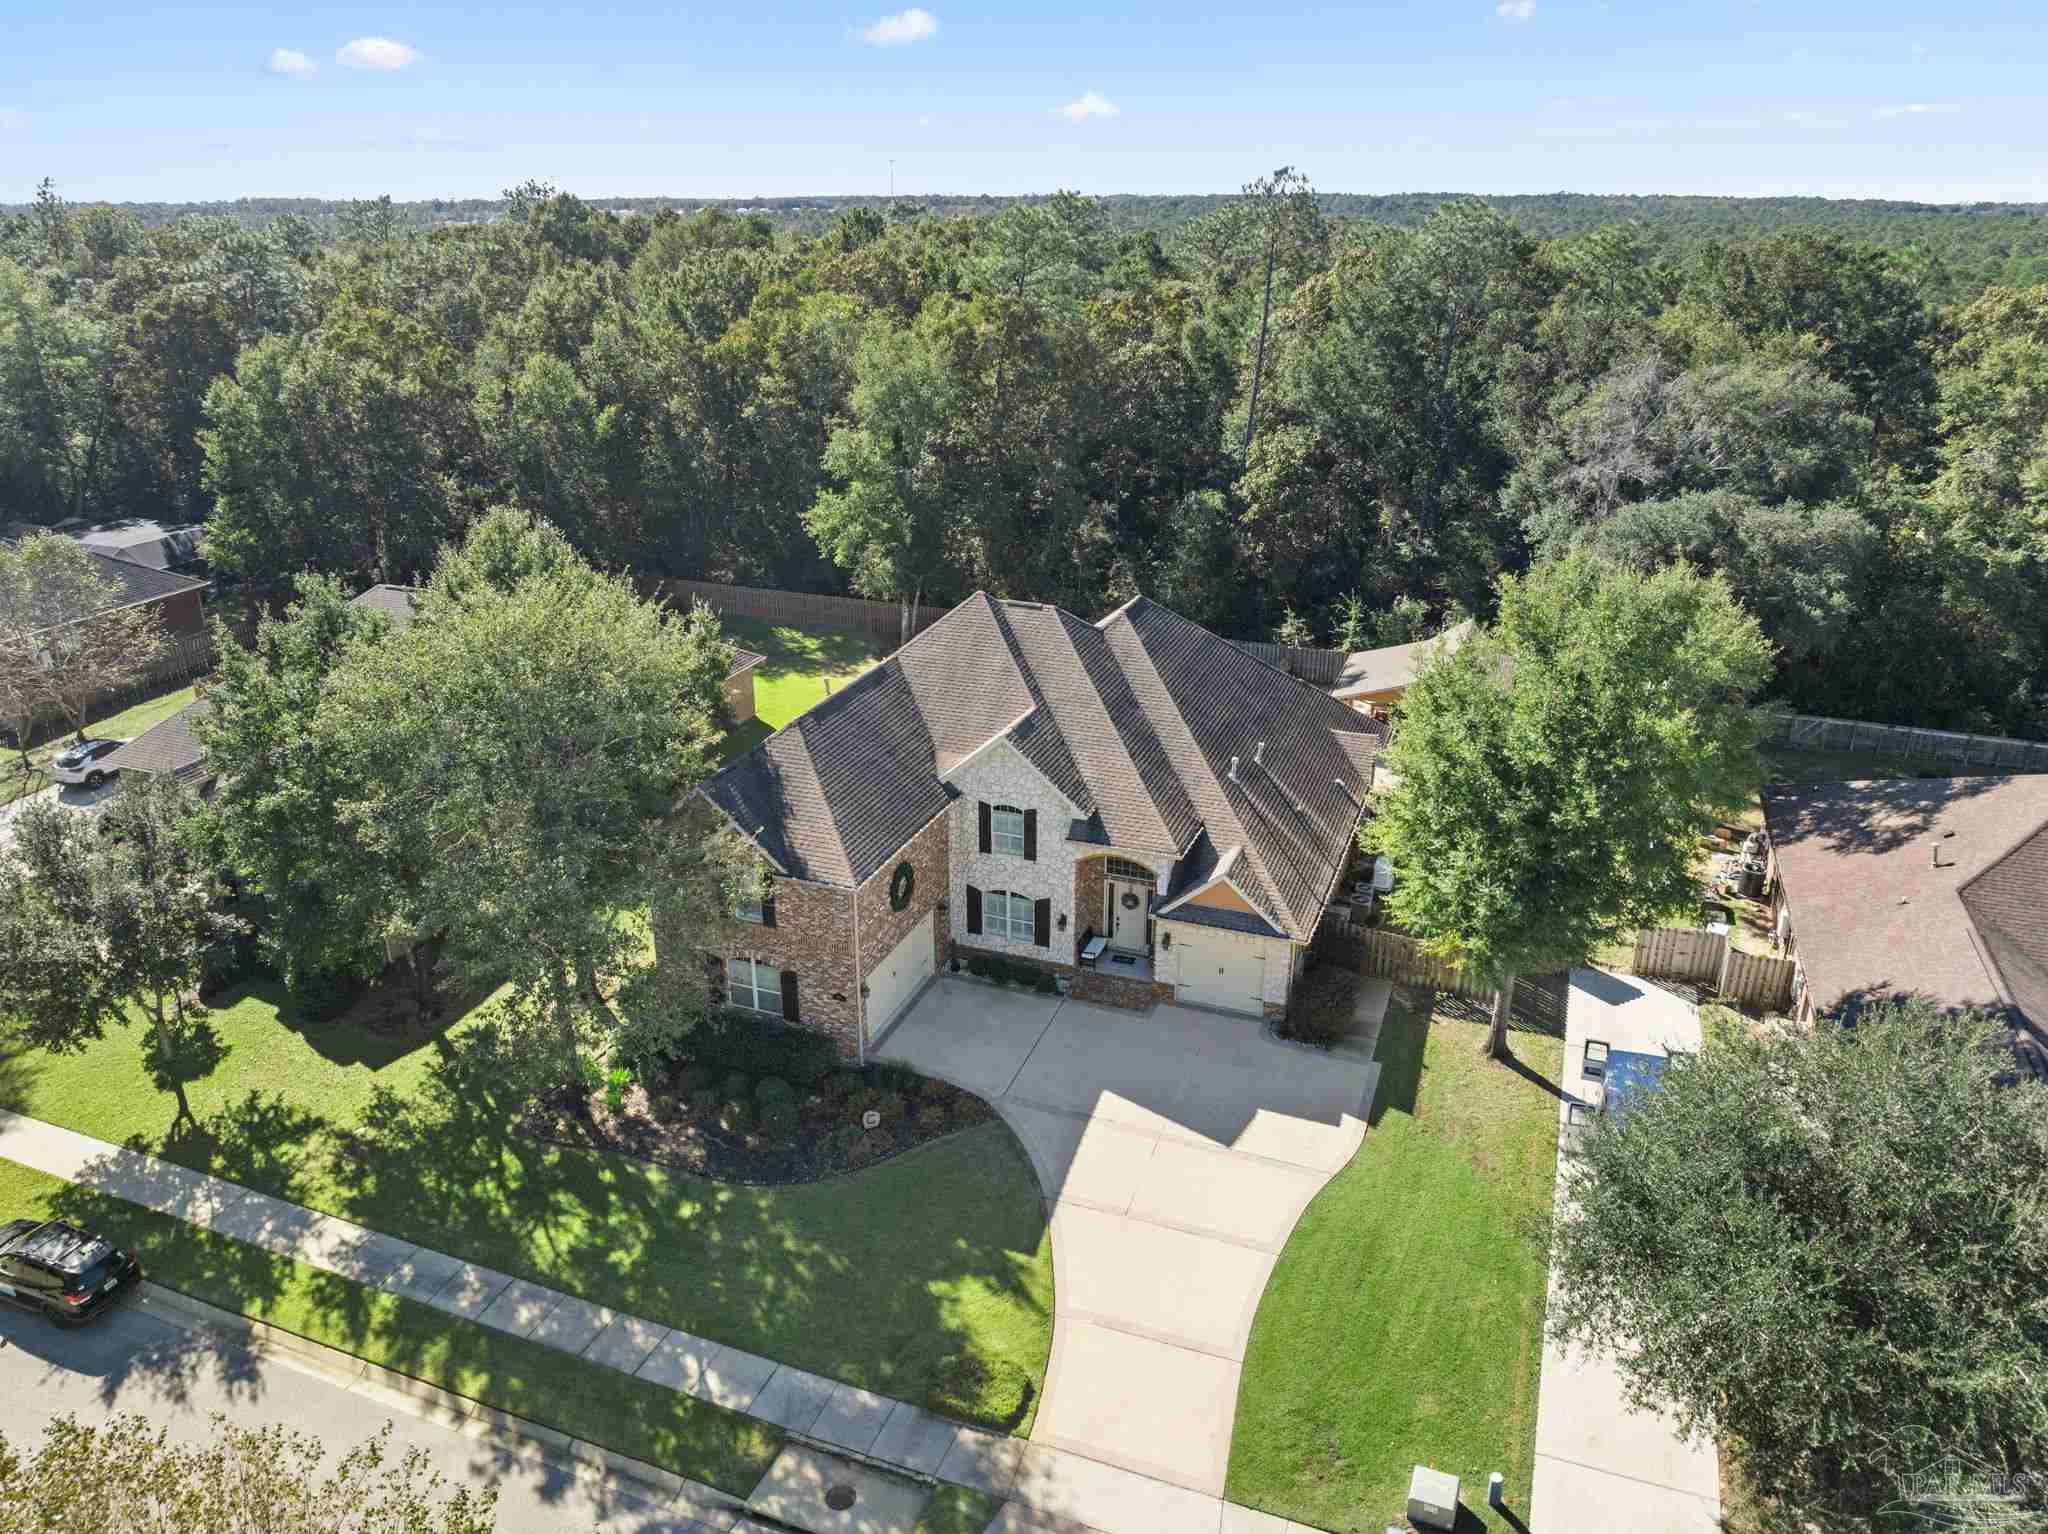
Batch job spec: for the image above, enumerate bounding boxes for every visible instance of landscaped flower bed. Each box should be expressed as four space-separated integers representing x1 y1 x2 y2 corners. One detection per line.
528 1058 995 1186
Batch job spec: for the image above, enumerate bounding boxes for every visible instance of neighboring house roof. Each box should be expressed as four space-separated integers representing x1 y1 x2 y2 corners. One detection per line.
700 592 1383 940
1763 775 2048 1074
351 584 421 625
73 519 203 573
103 698 210 781
5 546 209 632
1333 619 1476 700
727 648 765 681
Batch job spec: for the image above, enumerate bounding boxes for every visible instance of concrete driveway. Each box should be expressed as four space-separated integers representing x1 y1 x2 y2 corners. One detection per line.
876 979 1379 1503
1530 969 1719 1533
0 778 119 849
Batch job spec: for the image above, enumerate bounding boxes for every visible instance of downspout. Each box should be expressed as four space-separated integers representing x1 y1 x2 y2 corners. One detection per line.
853 883 867 1067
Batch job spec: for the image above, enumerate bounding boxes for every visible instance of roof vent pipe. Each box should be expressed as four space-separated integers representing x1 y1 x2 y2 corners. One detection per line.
1254 741 1266 766
1228 755 1240 782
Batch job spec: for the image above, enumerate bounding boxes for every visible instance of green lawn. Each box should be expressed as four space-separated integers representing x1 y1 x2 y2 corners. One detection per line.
914 1485 1007 1534
0 1157 782 1494
716 615 882 759
1226 991 1563 1532
0 980 1054 1433
2 683 200 808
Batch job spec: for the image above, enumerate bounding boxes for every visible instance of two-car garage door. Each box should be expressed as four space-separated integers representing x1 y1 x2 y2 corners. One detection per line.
865 919 936 1042
1173 926 1267 1016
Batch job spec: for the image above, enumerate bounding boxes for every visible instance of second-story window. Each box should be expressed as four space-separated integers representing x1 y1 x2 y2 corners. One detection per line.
991 804 1026 857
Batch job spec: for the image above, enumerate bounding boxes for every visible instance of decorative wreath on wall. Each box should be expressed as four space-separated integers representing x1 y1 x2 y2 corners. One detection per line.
889 861 916 911
1120 890 1141 910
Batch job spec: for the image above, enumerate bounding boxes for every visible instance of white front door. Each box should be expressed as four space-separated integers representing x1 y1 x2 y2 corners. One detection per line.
865 919 936 1041
1107 880 1148 950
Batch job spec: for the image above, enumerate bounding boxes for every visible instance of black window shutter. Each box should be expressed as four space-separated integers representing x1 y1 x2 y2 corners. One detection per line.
760 891 776 928
1023 809 1037 861
966 885 983 935
780 969 800 1022
978 801 992 854
1033 897 1051 948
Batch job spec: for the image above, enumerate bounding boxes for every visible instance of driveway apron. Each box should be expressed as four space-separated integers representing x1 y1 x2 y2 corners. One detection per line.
876 979 1378 1503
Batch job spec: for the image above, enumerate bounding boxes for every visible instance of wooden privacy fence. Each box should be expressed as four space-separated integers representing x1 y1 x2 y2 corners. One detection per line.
1629 926 1798 1012
1315 924 1496 1002
1765 713 2048 772
647 579 939 649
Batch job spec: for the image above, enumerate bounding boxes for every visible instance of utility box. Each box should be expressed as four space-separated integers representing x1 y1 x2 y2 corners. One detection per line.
1406 1465 1460 1531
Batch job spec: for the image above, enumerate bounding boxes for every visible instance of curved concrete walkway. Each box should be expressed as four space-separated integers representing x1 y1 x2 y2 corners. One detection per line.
875 979 1380 1525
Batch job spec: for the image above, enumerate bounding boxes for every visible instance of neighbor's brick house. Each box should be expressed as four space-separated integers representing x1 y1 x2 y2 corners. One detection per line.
696 593 1385 1059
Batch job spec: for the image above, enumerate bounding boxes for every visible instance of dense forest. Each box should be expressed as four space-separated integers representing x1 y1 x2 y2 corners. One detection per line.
2 175 2045 736
6 188 2046 297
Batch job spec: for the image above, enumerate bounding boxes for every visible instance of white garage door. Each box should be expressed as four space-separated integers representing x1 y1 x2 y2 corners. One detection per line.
1175 928 1266 1015
865 918 936 1039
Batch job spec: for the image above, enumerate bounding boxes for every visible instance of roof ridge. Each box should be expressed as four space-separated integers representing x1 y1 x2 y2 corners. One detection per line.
1956 807 2048 897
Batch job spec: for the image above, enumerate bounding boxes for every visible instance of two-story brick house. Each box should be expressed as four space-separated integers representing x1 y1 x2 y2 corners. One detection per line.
697 592 1385 1059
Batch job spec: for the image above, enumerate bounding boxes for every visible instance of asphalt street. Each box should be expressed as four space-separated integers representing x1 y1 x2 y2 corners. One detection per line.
0 1295 720 1532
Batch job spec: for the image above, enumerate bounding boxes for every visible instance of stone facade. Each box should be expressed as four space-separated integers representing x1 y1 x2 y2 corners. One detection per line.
1068 971 1175 1010
949 740 1084 966
713 868 861 1057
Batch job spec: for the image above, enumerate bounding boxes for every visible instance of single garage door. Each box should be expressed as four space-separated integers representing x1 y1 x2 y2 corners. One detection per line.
865 918 936 1040
1175 928 1266 1015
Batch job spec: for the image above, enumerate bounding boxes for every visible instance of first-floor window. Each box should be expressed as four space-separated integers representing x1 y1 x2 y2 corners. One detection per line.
727 957 781 1013
986 890 1033 943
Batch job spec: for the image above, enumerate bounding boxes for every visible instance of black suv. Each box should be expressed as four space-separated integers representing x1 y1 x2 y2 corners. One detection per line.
0 1219 143 1325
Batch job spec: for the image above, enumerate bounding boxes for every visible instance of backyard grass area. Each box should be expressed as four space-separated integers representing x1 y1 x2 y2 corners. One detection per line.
715 615 882 758
1 682 199 808
1226 989 1563 1532
0 979 1054 1433
0 1156 783 1495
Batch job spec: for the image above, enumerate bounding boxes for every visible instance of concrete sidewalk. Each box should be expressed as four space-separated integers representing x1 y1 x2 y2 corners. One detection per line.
1529 971 1720 1533
0 1103 1326 1534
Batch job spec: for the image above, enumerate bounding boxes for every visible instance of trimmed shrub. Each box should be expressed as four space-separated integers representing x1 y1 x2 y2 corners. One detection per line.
720 1070 754 1102
759 1099 799 1138
829 1071 867 1101
690 1009 840 1085
720 1099 754 1134
966 955 991 980
675 1064 715 1095
285 966 355 1024
874 1063 920 1096
687 1088 718 1115
755 1076 794 1105
1279 965 1358 1048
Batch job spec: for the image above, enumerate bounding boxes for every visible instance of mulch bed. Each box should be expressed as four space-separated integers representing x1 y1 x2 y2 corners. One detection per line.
524 1062 996 1186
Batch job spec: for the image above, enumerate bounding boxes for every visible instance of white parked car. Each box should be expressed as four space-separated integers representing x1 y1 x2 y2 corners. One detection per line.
50 737 123 788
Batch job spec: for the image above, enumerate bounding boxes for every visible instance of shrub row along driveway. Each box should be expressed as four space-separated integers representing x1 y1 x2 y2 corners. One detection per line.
876 979 1379 1512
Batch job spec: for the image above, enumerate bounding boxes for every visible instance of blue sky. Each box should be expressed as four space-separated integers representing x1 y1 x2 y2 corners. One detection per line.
2 1 2043 204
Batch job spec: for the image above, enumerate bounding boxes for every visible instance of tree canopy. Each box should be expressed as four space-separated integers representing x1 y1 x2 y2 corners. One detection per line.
1366 555 1772 1054
1550 997 2048 1523
3 178 2046 735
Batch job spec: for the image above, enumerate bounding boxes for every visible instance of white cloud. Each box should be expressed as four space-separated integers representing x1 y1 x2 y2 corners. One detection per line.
1875 101 1951 118
266 47 314 76
1057 91 1119 122
336 37 419 70
860 8 938 45
1496 0 1536 18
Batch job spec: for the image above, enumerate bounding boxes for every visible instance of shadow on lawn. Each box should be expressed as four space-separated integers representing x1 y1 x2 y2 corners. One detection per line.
71 1018 1049 1436
241 973 468 1072
0 1045 43 1114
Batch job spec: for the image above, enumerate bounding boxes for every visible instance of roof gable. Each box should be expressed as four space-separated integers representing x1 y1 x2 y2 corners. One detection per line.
702 592 1383 927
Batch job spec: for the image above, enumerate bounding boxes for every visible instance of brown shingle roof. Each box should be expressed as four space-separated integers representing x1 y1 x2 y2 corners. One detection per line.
700 592 1384 938
1333 620 1476 699
103 699 210 781
350 584 420 625
1764 775 2048 1065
